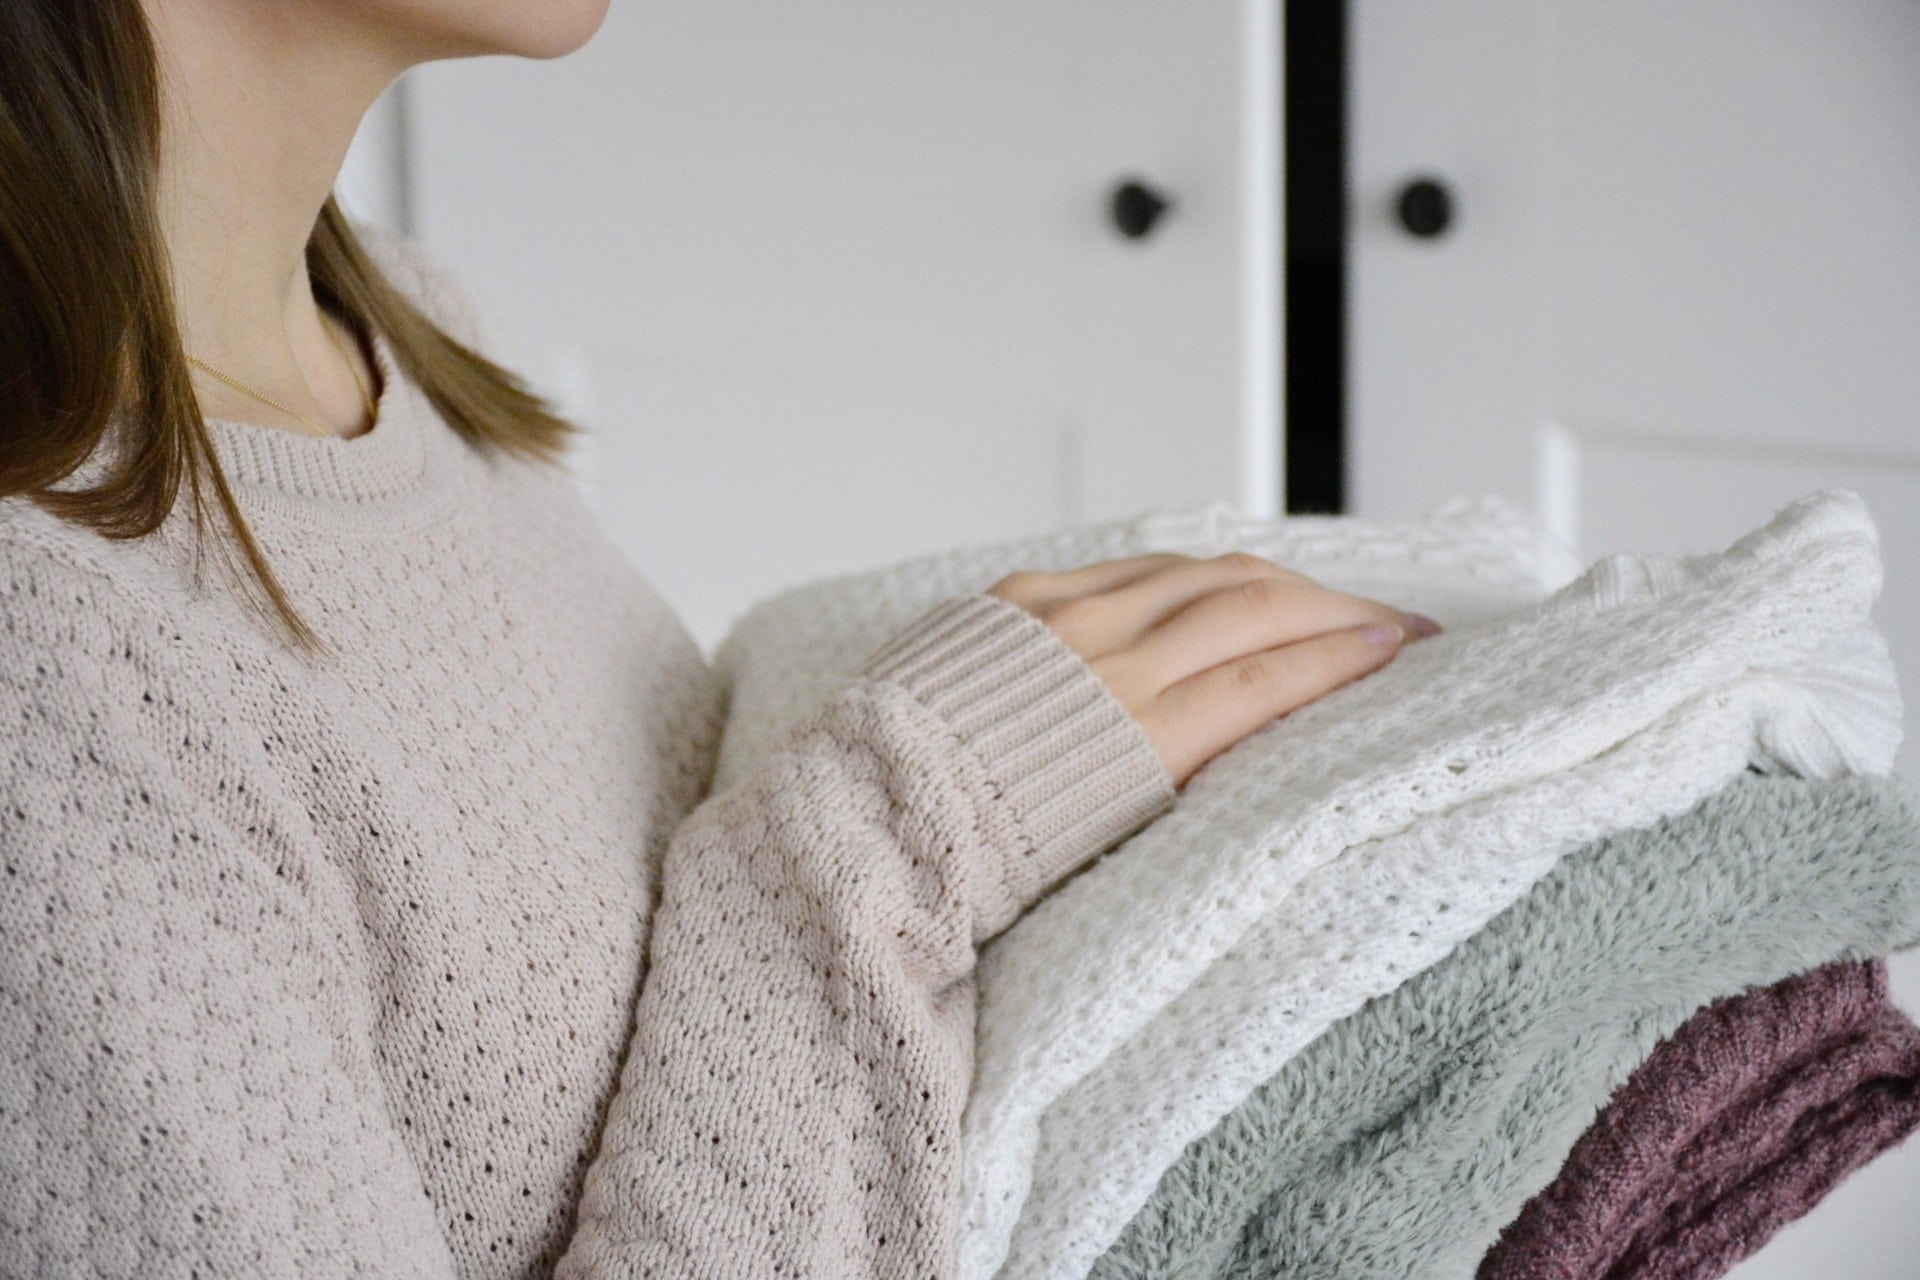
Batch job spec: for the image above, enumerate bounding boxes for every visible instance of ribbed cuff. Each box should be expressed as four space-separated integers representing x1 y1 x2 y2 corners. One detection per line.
858 592 1177 921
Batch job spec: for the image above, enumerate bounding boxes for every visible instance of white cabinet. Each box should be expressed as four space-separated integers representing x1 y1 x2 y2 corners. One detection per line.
1351 5 1920 1273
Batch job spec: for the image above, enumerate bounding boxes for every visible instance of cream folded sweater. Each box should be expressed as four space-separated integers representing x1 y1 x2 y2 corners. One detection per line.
0 227 1176 1278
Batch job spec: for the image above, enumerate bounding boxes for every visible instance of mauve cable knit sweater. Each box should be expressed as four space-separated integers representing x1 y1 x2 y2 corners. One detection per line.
0 228 1177 1279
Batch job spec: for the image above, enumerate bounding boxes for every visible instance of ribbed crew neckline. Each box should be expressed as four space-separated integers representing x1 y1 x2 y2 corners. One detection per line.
192 323 483 531
42 319 483 541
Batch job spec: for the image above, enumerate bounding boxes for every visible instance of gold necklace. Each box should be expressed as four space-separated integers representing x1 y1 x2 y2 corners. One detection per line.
186 315 378 439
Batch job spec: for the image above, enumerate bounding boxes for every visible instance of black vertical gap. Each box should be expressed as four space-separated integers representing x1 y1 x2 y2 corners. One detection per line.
1284 0 1347 514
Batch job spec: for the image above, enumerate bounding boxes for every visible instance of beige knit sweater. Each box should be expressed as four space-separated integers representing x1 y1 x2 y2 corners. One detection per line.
0 230 1177 1279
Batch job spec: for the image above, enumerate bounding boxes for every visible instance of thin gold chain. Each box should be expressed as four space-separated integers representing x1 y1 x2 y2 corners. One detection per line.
185 315 377 439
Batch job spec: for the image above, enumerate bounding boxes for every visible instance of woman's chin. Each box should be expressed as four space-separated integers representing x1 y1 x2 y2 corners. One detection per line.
505 0 612 60
405 0 613 63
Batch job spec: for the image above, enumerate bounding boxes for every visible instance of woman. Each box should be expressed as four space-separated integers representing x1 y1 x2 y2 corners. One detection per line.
0 2 1438 1275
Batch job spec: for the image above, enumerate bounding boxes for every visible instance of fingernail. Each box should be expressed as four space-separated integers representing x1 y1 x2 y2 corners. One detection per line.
1401 611 1443 639
1361 621 1404 648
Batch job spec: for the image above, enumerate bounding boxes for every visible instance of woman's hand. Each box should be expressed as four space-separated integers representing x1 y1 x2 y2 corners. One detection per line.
987 552 1442 788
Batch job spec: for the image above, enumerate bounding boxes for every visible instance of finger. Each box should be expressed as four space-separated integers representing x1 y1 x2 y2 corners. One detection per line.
1034 551 1315 660
988 552 1196 611
1151 620 1405 780
1128 575 1407 687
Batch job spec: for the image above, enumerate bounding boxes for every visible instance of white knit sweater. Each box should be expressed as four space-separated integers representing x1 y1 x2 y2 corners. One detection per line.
709 488 1901 1280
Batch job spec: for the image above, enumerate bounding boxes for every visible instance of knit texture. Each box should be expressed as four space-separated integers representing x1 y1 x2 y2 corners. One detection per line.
0 226 1176 1278
1088 770 1920 1280
707 489 1902 1280
1480 958 1920 1280
711 494 1585 796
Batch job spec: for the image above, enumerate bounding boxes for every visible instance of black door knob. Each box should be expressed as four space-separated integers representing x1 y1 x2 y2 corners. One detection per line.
1395 176 1454 238
1109 178 1174 241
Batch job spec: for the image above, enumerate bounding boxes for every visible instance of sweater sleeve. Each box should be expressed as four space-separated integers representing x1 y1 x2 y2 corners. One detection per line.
552 592 1176 1279
352 226 1183 1270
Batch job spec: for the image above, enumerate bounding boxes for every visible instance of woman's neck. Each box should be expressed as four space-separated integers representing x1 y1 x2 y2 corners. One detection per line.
144 0 402 431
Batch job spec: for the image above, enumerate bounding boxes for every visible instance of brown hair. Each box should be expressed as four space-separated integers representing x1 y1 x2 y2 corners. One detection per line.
0 1 578 656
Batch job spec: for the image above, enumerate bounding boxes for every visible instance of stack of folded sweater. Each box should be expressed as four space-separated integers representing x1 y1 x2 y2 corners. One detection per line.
708 487 1918 1279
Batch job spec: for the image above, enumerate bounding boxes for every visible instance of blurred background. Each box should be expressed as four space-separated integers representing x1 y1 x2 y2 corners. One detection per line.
337 7 1918 1268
